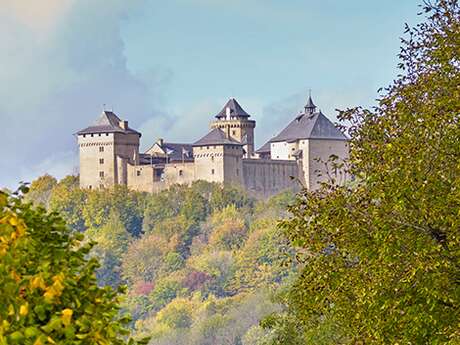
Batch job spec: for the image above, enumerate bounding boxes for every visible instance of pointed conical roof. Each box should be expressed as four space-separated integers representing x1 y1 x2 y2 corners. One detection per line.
77 111 141 136
193 128 242 146
215 98 250 119
304 96 316 114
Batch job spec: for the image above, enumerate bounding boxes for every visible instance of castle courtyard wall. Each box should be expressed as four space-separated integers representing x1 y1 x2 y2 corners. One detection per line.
242 159 299 197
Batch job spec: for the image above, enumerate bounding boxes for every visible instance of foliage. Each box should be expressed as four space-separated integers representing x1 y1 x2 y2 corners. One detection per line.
268 1 460 343
25 174 57 208
21 176 295 345
121 234 170 284
208 205 248 250
82 185 145 236
49 175 86 232
86 210 133 288
0 187 148 344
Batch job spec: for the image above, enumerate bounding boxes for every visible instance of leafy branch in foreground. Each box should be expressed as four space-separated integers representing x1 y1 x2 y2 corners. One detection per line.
0 185 149 345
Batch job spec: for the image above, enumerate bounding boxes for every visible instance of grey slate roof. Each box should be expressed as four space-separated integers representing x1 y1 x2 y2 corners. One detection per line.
215 98 250 119
255 140 271 153
193 128 242 146
77 111 141 136
270 111 347 143
161 142 194 162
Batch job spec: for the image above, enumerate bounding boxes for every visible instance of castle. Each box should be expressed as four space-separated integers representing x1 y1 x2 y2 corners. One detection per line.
76 96 349 196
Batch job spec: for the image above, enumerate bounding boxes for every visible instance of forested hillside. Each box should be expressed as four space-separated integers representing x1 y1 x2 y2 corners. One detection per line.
25 176 297 344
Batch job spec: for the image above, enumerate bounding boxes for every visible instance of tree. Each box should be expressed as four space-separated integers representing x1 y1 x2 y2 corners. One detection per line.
82 186 145 236
208 205 248 250
187 251 236 297
86 209 133 288
49 175 86 232
25 174 57 208
269 1 460 343
121 234 170 284
0 187 148 344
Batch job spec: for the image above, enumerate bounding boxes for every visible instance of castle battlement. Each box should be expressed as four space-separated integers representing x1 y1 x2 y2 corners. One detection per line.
76 97 349 197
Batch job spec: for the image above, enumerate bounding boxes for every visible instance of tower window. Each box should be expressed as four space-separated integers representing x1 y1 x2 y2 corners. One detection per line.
179 170 183 176
99 158 104 164
232 130 236 135
137 170 141 176
99 171 104 178
99 146 104 152
211 169 215 175
91 134 94 137
211 156 214 162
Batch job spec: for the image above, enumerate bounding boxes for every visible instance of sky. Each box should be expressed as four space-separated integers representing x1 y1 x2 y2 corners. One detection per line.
0 0 422 188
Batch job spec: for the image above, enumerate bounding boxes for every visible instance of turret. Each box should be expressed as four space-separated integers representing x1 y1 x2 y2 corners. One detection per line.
210 98 256 158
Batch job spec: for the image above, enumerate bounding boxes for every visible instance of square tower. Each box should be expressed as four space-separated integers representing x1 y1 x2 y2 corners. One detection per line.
76 111 141 189
193 128 244 186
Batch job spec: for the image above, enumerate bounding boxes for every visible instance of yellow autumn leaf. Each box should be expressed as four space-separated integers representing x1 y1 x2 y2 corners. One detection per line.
8 216 18 226
10 270 20 282
19 303 28 316
61 308 73 326
33 338 44 345
43 290 56 302
31 275 47 290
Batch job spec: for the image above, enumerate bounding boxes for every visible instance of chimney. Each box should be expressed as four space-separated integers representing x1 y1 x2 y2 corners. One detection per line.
120 120 128 129
226 107 231 120
157 138 164 146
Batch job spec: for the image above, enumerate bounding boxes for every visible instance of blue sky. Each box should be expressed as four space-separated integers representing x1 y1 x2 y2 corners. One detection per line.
0 0 421 188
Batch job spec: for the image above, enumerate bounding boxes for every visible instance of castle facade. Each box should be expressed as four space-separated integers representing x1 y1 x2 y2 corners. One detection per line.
77 97 349 196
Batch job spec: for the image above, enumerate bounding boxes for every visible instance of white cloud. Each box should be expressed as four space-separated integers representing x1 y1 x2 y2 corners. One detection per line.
0 0 168 188
1 0 76 33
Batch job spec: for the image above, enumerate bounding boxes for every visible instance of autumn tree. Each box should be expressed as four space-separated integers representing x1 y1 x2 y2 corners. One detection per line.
25 174 57 208
86 209 133 288
0 187 148 344
49 175 86 232
268 1 460 343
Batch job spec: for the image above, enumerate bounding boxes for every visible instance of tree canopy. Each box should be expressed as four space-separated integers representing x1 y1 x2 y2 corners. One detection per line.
0 186 148 345
267 1 460 343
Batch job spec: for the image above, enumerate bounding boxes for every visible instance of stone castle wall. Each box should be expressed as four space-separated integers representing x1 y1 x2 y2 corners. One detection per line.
304 139 349 190
242 159 299 197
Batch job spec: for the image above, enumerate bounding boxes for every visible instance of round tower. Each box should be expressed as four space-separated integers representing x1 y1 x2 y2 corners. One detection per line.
210 98 256 158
